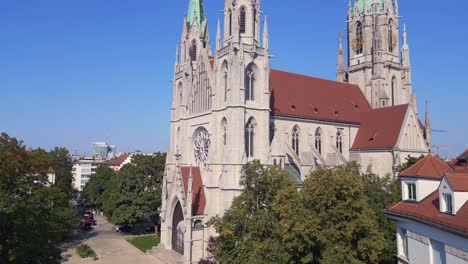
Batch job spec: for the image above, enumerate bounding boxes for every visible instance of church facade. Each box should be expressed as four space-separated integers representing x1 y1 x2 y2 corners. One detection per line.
159 0 432 262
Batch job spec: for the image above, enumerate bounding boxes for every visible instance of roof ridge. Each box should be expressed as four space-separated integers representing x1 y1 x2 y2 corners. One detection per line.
271 68 360 89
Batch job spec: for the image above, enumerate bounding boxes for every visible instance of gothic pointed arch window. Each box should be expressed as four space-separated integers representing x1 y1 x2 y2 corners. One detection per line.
391 76 397 106
292 126 300 156
356 22 363 55
221 118 228 146
388 19 394 53
336 130 343 154
315 128 323 155
245 63 257 101
223 62 229 102
245 118 255 158
228 9 232 36
252 7 256 37
240 6 246 34
190 40 197 62
177 83 183 106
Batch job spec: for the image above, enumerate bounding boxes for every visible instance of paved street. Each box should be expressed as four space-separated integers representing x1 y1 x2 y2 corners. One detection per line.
61 215 163 264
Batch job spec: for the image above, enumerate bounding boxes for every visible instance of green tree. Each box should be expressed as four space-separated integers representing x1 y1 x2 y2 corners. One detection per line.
0 133 79 264
361 173 401 264
82 167 116 211
210 163 386 264
397 155 425 173
103 153 166 226
48 147 75 198
209 161 294 264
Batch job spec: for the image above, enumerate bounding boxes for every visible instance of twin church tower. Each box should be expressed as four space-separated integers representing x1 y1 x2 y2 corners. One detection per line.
338 0 415 110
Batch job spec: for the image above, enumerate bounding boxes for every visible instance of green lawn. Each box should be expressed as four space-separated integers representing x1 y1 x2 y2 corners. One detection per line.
128 235 160 253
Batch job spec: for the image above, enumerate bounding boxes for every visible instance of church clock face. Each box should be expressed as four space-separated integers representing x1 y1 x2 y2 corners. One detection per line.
193 128 210 166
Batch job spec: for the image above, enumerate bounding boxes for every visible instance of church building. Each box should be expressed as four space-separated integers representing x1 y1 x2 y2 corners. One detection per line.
158 0 432 262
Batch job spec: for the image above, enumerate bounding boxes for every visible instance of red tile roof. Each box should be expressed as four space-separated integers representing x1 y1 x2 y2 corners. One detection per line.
181 167 206 216
386 192 468 234
400 155 454 179
47 167 55 174
110 154 130 167
452 150 468 173
351 104 409 150
270 69 371 124
446 173 468 192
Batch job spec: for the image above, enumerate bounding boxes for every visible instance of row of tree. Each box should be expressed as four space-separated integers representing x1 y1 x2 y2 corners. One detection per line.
81 153 166 226
201 161 409 264
0 133 79 264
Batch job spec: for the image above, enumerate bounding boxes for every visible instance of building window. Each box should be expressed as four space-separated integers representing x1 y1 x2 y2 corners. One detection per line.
245 118 255 158
315 128 322 155
228 10 232 36
443 193 453 214
401 229 409 258
178 83 183 105
356 22 363 55
391 77 396 106
407 183 416 201
388 19 394 53
190 40 197 62
240 7 246 34
292 126 300 156
252 8 256 37
431 240 446 264
193 220 204 229
336 130 343 154
224 64 229 102
245 64 256 101
222 118 227 146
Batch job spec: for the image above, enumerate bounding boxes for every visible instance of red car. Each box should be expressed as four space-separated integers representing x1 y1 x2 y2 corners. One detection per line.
82 212 94 224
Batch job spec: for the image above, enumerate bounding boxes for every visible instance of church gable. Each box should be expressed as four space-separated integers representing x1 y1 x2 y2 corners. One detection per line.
396 106 428 151
351 104 408 150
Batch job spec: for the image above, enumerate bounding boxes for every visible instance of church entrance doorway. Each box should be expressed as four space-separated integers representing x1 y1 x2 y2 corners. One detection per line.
172 202 185 255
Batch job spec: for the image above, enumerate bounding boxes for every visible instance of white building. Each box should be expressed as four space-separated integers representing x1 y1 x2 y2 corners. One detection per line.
386 154 468 264
47 167 56 186
72 157 105 192
158 0 432 262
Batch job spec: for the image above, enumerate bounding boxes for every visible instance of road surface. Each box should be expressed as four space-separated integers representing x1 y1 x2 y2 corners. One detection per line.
61 215 163 264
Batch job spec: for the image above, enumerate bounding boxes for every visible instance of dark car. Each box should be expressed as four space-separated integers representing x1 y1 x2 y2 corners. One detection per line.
115 224 132 233
83 212 96 225
81 220 92 231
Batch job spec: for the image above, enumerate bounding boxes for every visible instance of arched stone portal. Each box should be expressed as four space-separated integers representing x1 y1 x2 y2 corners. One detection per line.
171 202 185 255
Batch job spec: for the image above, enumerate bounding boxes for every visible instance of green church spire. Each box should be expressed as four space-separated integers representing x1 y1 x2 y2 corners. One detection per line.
187 0 205 27
354 0 392 14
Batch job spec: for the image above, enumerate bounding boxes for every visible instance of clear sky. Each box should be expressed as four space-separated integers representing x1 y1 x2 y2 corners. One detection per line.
1 1 467 158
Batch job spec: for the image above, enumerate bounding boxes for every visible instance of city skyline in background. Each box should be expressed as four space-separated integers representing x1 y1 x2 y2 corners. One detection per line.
1 1 467 159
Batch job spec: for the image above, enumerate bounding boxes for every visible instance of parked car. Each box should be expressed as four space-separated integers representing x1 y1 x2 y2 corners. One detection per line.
82 212 95 225
115 224 132 233
81 220 92 231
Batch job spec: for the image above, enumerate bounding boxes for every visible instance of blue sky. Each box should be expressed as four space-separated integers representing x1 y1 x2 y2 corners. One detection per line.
1 1 467 158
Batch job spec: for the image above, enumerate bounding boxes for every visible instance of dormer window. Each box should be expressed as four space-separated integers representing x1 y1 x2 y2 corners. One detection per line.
407 183 416 201
442 193 453 214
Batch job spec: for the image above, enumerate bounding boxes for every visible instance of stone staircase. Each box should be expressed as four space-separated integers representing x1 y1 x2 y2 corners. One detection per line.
147 245 184 264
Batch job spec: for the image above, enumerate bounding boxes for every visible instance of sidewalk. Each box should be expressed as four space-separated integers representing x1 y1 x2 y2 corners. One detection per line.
61 215 163 264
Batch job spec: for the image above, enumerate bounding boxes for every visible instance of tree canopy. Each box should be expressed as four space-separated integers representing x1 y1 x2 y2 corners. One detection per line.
206 162 394 264
82 153 166 226
0 133 79 264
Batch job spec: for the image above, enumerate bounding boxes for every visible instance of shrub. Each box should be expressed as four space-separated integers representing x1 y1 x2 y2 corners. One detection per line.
76 244 97 259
